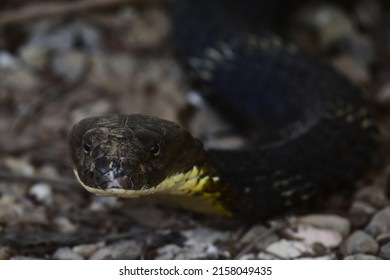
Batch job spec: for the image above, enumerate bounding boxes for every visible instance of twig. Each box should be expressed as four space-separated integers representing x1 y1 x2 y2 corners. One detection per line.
0 0 171 27
0 172 79 188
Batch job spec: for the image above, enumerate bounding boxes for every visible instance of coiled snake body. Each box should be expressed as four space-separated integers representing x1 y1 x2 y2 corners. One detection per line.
69 0 377 219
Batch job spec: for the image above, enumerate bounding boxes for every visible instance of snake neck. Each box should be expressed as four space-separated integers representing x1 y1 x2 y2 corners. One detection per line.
152 164 234 217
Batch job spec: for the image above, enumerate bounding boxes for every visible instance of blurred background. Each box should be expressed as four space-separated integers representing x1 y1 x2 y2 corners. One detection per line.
0 0 390 260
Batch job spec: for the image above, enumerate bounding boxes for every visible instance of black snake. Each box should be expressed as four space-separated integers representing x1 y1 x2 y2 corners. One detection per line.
69 0 377 219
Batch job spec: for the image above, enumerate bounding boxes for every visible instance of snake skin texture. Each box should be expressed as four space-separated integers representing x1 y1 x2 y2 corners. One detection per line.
171 0 378 217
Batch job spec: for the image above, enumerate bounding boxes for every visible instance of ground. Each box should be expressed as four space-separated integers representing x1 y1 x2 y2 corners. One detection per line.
0 0 390 259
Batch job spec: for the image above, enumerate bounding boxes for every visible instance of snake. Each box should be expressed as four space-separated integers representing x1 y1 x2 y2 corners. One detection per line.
68 0 378 219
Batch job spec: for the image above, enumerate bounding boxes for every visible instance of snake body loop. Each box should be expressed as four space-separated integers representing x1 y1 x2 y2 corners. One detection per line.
69 0 377 219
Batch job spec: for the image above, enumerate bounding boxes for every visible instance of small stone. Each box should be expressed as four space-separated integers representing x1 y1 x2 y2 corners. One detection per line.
379 243 390 259
290 3 354 50
3 157 35 177
73 242 104 259
266 239 313 259
376 82 390 106
19 45 50 71
355 186 389 209
341 230 379 255
257 252 280 260
38 164 59 178
299 254 336 260
88 196 121 211
365 207 390 237
183 227 230 247
53 247 83 260
51 51 87 83
298 214 351 238
174 227 230 259
350 200 377 215
0 247 11 260
4 64 42 92
344 254 382 260
238 253 255 260
0 51 16 69
28 183 53 205
332 55 370 84
155 244 182 260
348 201 375 228
285 224 342 248
53 216 77 233
89 240 142 260
238 225 279 250
376 232 390 245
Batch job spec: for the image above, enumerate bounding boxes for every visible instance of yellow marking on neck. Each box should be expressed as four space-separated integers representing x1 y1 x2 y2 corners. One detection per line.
73 166 232 217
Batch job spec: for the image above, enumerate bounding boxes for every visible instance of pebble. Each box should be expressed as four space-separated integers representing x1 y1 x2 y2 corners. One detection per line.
4 66 42 92
38 164 59 178
155 244 182 260
238 253 255 260
175 227 230 259
28 183 53 205
290 3 354 50
3 156 35 177
285 224 342 248
365 207 390 237
341 230 379 255
19 45 50 71
349 201 377 228
332 55 370 84
298 214 351 238
73 242 105 259
299 254 336 260
0 247 11 260
350 200 377 215
89 240 142 260
53 216 78 233
379 243 390 259
0 51 16 69
344 254 382 260
257 252 280 260
238 225 279 250
265 239 313 259
53 247 83 260
376 82 390 106
355 186 389 209
182 227 230 248
51 51 88 83
376 232 390 245
155 227 231 260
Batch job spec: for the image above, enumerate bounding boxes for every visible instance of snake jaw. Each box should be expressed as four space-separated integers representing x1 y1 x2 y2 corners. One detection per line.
102 174 134 190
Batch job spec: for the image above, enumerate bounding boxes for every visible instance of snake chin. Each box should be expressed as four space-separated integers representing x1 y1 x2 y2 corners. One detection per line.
103 176 133 190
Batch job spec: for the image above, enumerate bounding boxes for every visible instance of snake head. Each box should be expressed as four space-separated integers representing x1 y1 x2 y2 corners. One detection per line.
69 114 205 197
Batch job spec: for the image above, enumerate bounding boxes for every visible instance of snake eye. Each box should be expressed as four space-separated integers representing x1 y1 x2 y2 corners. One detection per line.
149 144 160 157
83 141 92 153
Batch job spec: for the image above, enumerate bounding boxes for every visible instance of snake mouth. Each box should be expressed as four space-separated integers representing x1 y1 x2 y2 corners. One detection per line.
96 170 134 190
73 166 210 198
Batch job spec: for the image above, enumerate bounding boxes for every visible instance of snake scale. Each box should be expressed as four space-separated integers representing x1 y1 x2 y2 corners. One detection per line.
69 0 378 219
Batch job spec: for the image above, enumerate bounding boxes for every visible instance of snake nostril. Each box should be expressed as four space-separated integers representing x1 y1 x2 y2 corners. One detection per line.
94 157 120 175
